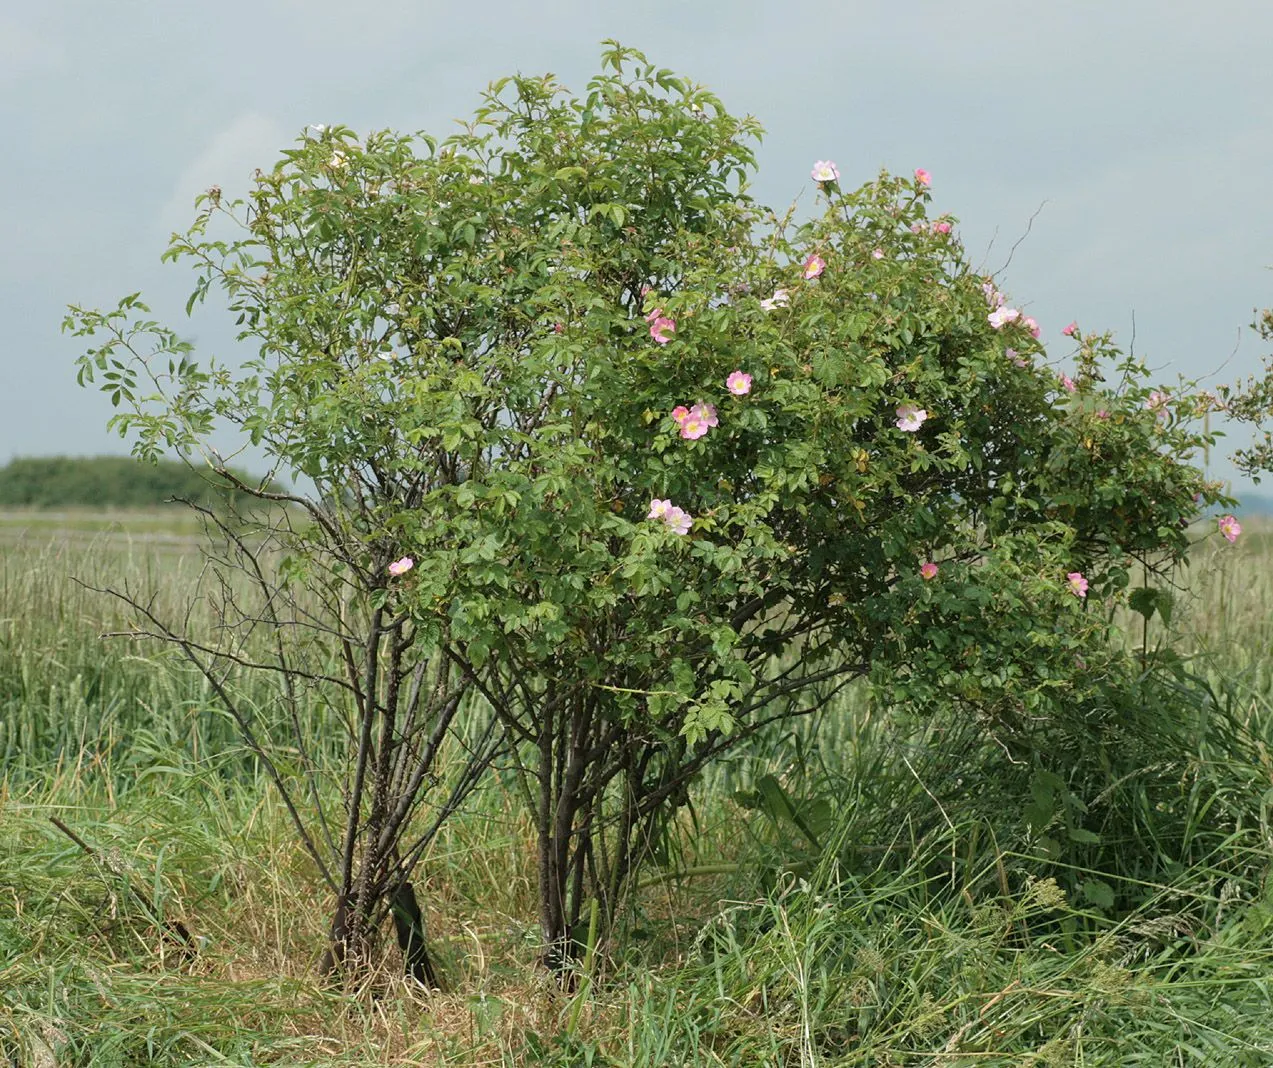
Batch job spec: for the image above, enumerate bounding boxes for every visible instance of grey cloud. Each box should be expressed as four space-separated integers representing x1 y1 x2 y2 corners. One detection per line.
159 112 290 232
3 0 1271 489
0 15 66 85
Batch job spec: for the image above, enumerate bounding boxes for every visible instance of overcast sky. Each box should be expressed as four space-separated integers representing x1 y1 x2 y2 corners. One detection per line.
4 1 1271 493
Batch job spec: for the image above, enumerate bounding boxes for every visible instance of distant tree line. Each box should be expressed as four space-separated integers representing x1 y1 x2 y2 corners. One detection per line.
0 456 270 509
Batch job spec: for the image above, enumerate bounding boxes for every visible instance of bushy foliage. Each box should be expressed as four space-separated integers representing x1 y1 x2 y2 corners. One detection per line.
66 43 1227 967
1220 304 1273 477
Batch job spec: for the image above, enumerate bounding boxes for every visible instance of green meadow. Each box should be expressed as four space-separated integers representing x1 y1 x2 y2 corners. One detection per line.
3 510 1273 1065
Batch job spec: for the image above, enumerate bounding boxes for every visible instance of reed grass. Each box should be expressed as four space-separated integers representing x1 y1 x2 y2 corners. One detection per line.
2 514 1272 1064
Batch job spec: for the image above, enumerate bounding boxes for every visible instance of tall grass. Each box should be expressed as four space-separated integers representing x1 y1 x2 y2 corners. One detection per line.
2 517 1272 1064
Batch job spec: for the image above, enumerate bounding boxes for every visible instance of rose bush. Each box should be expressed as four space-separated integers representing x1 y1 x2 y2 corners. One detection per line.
68 43 1227 972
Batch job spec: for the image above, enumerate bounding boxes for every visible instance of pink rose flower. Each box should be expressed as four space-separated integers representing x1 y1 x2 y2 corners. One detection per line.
932 219 951 235
726 371 752 396
649 316 676 344
1024 316 1041 339
679 414 709 440
920 561 938 581
871 248 885 260
988 306 1020 329
1061 321 1078 337
388 557 414 576
664 506 692 536
648 499 693 535
802 254 826 279
896 403 928 432
811 160 840 183
1067 571 1089 598
1219 514 1241 544
671 405 691 426
914 168 931 187
1059 374 1077 393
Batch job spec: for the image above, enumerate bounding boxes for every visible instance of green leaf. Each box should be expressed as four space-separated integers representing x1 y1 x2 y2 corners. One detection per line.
1129 586 1157 622
1081 879 1115 910
1037 835 1063 860
754 774 798 827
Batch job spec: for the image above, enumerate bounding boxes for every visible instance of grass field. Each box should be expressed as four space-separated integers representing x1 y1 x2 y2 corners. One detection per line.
3 513 1273 1065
